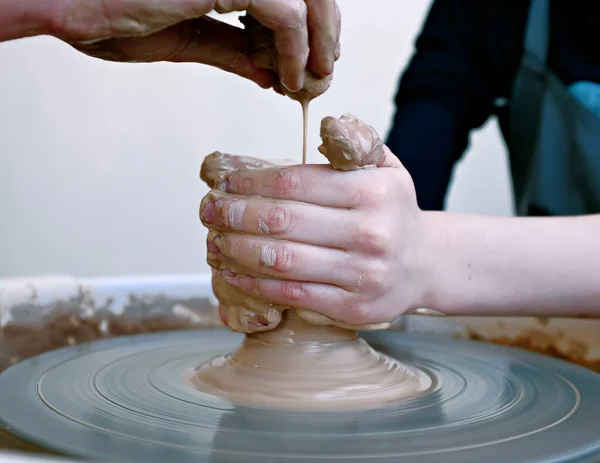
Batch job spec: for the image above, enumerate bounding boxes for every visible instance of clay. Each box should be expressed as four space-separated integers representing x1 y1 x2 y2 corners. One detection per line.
188 309 432 409
200 151 275 187
0 303 221 372
463 328 600 374
302 99 309 164
240 14 333 103
318 114 387 170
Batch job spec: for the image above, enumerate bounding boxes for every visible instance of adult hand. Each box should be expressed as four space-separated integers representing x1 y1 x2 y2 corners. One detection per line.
200 115 436 327
3 0 340 92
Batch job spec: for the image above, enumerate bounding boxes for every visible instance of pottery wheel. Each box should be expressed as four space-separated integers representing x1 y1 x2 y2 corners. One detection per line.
1 330 600 462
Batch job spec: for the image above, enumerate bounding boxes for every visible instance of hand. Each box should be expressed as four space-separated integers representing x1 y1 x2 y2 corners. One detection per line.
15 0 340 92
200 116 436 327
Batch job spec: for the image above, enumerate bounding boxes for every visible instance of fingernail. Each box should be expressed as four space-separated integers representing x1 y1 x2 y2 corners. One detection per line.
220 269 241 287
207 236 220 255
220 268 237 280
216 178 229 192
238 275 257 292
202 200 215 224
280 70 302 93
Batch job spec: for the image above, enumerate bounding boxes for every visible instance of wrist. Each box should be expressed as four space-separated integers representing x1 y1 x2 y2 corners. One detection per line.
415 210 491 315
413 211 453 313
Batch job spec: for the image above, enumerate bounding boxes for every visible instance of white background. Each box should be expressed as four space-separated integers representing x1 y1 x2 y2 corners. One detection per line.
0 0 514 278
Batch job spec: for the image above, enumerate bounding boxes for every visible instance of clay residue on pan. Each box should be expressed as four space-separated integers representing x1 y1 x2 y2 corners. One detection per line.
200 115 393 335
460 328 600 374
0 291 220 372
188 310 432 410
0 427 59 454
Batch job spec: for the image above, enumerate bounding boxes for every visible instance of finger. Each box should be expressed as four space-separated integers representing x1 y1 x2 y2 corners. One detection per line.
170 17 278 89
200 190 362 246
73 17 278 89
71 20 195 63
211 163 392 208
318 114 403 170
201 191 391 254
212 269 284 332
207 232 358 287
244 0 309 92
305 0 338 76
219 274 376 325
200 151 276 189
333 2 341 61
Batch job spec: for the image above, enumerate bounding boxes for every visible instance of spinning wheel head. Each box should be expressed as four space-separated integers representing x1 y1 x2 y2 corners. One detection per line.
1 328 600 462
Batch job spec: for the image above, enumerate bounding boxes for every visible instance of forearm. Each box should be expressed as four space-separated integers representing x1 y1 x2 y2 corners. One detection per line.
0 0 50 42
423 211 600 317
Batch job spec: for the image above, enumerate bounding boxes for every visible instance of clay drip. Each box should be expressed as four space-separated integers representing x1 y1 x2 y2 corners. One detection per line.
301 100 309 165
188 310 432 409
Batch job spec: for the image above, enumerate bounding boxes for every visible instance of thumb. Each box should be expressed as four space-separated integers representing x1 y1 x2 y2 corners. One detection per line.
200 151 276 189
75 17 279 90
169 17 278 89
317 114 403 171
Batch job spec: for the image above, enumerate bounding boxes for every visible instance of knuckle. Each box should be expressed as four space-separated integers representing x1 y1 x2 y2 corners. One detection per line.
280 280 303 301
258 242 294 273
272 243 294 273
286 0 308 28
360 260 392 294
352 221 391 255
344 297 372 326
271 170 302 198
260 203 292 235
357 183 388 207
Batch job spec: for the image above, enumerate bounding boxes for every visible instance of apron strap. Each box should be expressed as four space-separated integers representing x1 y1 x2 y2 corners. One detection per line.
523 0 550 70
505 0 551 214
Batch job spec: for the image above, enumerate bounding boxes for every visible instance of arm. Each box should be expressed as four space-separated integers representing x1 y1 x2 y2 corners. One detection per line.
0 0 49 42
425 211 600 317
0 0 340 93
386 0 528 210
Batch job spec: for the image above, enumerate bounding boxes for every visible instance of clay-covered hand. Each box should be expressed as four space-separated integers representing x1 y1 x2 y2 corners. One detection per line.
200 114 435 329
4 0 340 92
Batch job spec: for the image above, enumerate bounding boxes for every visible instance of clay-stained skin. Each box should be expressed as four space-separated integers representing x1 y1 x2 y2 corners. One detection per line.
318 114 387 170
199 114 393 334
200 151 275 189
240 13 333 102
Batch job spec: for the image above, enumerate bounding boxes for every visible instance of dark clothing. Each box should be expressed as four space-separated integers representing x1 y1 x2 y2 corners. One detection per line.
386 0 600 211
